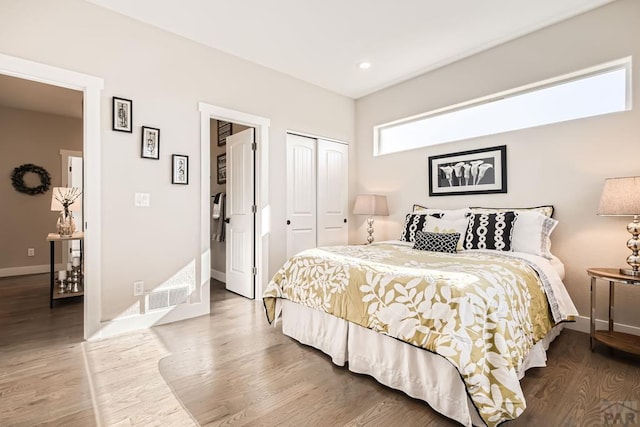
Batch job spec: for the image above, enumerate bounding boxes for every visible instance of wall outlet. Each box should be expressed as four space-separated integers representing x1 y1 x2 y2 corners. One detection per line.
134 192 150 207
133 281 144 296
27 248 35 257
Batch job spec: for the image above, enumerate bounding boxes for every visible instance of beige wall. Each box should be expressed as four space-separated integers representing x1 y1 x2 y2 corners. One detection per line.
0 0 353 321
354 0 640 328
0 106 82 269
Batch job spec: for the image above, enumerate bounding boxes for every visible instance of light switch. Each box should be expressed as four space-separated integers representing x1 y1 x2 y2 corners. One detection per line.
135 192 150 207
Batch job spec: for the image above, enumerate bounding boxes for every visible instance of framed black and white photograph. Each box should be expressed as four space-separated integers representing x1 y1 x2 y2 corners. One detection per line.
141 126 160 159
217 120 232 146
217 153 227 184
172 154 189 185
112 97 133 133
428 145 507 196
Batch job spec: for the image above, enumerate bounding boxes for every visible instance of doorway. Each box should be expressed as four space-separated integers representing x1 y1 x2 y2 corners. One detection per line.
198 103 270 303
0 53 103 340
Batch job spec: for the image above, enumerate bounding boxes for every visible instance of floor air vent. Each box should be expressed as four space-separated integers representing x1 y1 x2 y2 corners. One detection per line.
146 286 190 312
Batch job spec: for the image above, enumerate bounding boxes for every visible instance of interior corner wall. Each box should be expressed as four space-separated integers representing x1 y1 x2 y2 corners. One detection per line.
353 0 640 328
0 0 353 323
0 106 82 271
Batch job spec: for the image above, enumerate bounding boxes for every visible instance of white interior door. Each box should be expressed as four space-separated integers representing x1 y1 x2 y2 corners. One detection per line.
225 128 255 299
317 139 348 246
286 134 317 258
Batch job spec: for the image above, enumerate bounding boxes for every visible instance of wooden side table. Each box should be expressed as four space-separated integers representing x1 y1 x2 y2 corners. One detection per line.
587 268 640 355
47 232 84 308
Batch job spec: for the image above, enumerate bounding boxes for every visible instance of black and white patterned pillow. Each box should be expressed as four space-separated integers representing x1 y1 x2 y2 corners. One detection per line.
464 212 517 251
400 213 443 242
413 231 460 253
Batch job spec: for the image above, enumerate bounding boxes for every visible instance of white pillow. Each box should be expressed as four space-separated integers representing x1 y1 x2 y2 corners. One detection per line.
512 210 558 258
412 206 470 220
424 216 470 251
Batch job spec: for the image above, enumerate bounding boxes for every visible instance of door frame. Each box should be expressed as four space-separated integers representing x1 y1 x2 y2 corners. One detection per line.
0 53 104 340
199 103 270 300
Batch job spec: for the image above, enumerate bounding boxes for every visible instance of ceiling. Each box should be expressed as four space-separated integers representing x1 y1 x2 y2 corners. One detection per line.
0 0 614 117
87 0 614 98
0 74 83 118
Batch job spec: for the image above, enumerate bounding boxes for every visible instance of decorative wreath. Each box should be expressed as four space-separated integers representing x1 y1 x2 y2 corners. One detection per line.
11 163 51 195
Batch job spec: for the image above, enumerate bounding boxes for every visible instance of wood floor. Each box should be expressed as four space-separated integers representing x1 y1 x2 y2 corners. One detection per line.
1 274 639 426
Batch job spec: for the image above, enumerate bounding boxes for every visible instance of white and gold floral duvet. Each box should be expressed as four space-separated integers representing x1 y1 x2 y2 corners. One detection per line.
263 243 576 426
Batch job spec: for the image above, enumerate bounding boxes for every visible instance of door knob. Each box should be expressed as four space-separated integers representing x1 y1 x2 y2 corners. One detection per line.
286 220 291 225
224 218 230 224
344 218 347 223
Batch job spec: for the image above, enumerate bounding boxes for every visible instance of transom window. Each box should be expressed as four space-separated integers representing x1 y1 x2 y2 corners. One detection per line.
374 57 631 156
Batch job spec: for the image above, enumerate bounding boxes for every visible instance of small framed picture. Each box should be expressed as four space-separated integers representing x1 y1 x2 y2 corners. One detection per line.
428 145 507 196
217 120 232 146
172 154 189 185
112 97 133 133
141 126 160 159
217 153 227 184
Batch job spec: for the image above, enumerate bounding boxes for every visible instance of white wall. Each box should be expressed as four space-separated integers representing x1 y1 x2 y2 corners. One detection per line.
353 0 640 328
0 0 353 323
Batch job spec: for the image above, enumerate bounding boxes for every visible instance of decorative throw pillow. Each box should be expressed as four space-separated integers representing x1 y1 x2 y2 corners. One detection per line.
511 210 558 258
469 205 554 218
400 213 441 242
464 211 517 251
424 216 469 251
413 231 460 253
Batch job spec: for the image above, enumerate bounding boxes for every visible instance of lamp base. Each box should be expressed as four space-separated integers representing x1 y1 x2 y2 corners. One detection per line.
620 268 640 277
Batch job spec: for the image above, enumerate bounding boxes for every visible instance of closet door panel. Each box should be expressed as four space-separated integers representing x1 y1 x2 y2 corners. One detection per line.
286 134 317 258
317 139 348 246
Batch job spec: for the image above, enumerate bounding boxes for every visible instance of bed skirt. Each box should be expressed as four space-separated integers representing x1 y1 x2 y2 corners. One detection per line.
281 299 563 427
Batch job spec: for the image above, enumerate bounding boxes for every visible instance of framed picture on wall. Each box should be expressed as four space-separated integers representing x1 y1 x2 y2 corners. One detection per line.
112 96 133 133
217 153 227 184
172 154 189 185
428 145 507 196
217 120 232 146
141 126 160 159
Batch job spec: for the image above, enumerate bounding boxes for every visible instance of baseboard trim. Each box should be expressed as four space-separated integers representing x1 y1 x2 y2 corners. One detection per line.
0 264 63 278
211 269 226 283
564 315 640 336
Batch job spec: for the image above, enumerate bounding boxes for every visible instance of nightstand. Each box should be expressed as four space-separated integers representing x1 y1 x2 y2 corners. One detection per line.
587 268 640 355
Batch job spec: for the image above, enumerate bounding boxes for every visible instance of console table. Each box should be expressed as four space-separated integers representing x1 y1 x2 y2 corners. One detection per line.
47 232 84 308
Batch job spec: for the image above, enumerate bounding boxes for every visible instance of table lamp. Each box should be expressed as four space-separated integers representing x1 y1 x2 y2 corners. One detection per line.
51 187 82 236
597 176 640 276
353 194 389 244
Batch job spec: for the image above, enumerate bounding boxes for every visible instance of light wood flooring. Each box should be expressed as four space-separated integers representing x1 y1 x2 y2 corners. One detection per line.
1 273 639 426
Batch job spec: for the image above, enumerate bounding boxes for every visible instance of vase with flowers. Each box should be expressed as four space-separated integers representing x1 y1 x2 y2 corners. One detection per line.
53 187 82 236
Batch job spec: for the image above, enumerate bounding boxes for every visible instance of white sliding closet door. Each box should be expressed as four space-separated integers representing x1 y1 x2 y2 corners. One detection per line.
286 133 348 258
317 139 348 246
286 134 317 258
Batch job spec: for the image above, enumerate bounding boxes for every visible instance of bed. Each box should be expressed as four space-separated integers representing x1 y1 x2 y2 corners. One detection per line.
263 208 578 426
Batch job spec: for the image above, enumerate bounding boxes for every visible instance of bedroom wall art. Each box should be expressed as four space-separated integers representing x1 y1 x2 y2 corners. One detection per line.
428 145 507 196
172 154 189 185
112 96 133 133
141 126 160 159
217 120 231 146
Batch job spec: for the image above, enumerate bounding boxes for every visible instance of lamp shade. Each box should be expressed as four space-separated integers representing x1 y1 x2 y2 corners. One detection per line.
353 194 389 216
597 177 640 216
51 187 82 212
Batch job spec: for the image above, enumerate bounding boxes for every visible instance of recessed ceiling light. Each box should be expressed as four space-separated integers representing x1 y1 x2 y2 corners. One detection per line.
358 62 371 70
